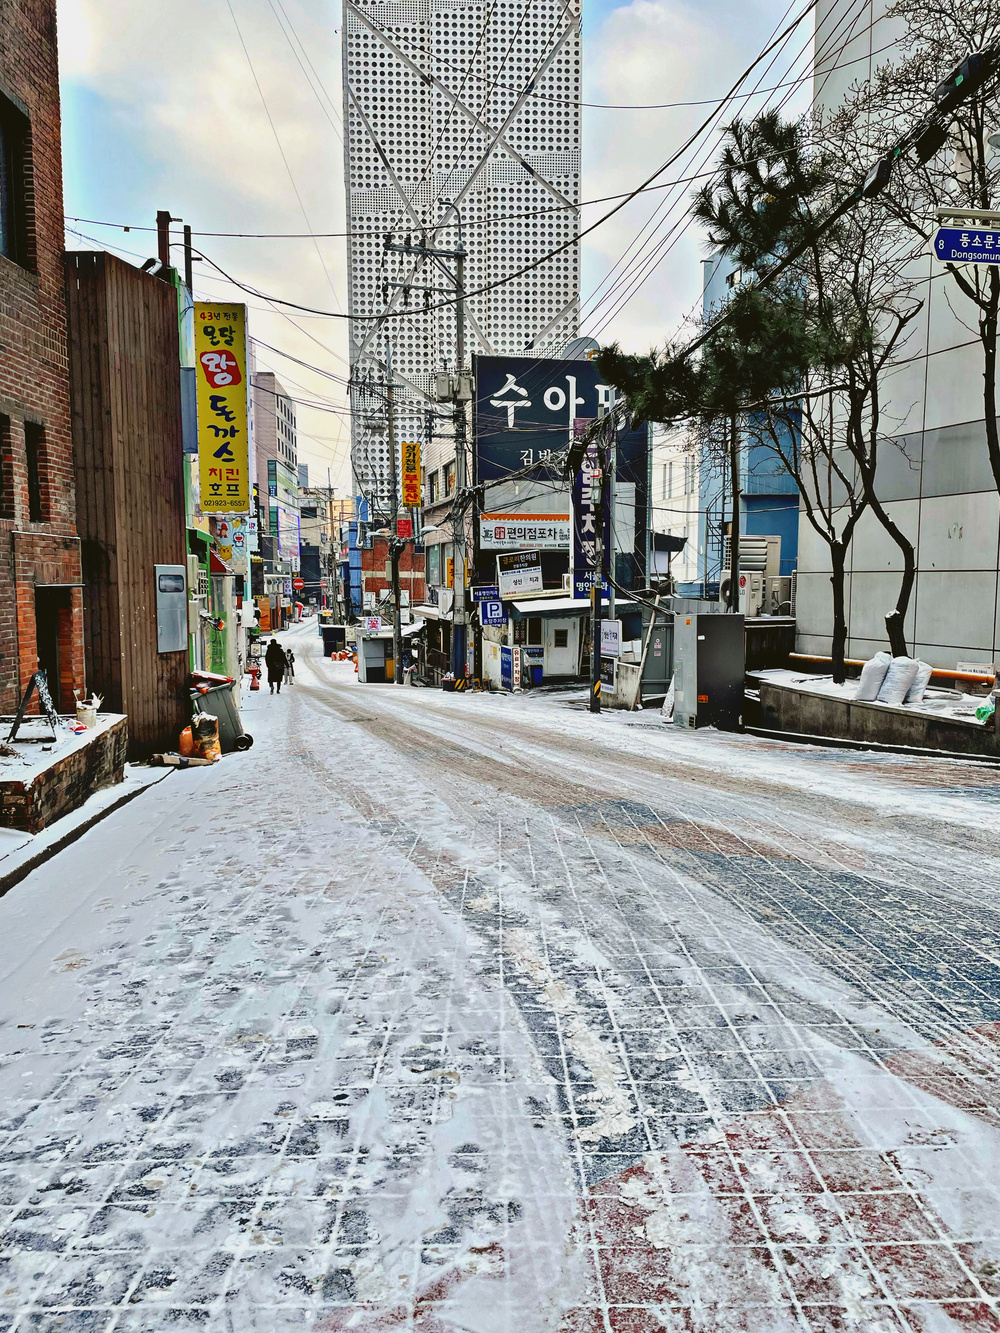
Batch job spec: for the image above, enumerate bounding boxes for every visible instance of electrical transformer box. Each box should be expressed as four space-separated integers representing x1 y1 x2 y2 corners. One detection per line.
673 613 745 731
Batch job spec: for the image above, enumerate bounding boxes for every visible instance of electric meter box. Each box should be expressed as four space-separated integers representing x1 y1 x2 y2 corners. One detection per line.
155 564 188 653
673 613 744 731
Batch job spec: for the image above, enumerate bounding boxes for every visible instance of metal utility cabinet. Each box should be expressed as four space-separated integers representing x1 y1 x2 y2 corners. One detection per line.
673 613 745 731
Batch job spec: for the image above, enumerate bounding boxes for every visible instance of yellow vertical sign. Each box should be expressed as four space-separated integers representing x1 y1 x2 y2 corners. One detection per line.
401 440 421 507
194 302 249 512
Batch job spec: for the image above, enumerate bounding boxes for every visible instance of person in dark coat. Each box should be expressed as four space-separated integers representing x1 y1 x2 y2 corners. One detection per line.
264 639 286 694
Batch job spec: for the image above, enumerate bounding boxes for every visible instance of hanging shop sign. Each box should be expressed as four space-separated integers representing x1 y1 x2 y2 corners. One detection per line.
473 355 648 481
497 550 543 598
572 441 610 598
479 512 570 551
396 517 413 539
471 584 500 602
401 440 421 506
479 600 505 627
601 619 622 658
194 302 249 512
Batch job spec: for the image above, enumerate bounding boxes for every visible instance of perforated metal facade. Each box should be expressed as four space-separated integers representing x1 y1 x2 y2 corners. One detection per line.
342 0 581 508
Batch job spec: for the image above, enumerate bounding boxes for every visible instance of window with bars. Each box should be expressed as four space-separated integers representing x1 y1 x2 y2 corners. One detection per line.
25 421 45 522
0 95 31 270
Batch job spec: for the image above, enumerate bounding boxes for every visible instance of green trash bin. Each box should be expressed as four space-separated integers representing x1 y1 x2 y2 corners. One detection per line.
189 681 253 753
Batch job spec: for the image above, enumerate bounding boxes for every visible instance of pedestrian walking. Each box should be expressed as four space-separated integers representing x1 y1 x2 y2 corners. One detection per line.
285 648 296 680
264 638 286 694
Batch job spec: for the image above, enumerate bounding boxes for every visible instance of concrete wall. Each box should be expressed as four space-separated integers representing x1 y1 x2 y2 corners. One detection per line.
796 0 1000 669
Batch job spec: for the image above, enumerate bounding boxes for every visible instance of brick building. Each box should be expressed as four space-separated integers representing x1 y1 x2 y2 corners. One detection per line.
359 536 425 613
0 0 84 713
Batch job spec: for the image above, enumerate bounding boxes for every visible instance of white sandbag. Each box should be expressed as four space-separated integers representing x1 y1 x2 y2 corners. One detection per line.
904 660 934 704
855 651 891 701
877 656 920 707
661 676 675 721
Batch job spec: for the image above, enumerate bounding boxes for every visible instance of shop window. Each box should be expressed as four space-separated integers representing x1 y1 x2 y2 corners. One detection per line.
554 628 569 648
527 617 542 646
0 95 31 269
25 420 46 521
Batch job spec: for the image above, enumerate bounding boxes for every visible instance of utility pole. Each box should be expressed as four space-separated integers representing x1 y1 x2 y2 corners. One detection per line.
156 210 176 269
589 437 605 715
383 207 468 677
183 224 194 292
452 242 468 679
386 342 404 684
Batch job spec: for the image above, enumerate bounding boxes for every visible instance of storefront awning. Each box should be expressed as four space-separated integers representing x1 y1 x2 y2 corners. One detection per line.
508 597 640 620
508 597 592 620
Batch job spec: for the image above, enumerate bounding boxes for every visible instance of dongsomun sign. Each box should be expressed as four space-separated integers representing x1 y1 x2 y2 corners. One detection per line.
934 226 1000 265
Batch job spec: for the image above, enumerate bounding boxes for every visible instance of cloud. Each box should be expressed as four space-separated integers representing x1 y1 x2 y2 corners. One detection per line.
57 0 352 486
580 0 800 352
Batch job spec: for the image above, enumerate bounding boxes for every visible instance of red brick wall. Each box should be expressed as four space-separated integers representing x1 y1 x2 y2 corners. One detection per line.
360 537 426 604
0 0 84 712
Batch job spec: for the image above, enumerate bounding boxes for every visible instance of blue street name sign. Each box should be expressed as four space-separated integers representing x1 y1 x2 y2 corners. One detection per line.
934 226 1000 265
471 584 500 602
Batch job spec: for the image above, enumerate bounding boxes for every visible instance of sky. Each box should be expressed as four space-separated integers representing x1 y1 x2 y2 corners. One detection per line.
56 0 811 493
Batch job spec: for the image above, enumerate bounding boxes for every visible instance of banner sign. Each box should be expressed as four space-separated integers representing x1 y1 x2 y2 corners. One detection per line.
401 440 421 506
363 616 383 634
934 226 1000 265
194 303 249 512
601 619 622 658
471 584 500 602
479 512 570 551
396 517 413 539
276 503 300 560
572 442 610 598
497 550 543 598
480 600 505 627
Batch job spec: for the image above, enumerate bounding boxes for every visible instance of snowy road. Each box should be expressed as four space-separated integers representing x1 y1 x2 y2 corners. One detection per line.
3 618 1000 1331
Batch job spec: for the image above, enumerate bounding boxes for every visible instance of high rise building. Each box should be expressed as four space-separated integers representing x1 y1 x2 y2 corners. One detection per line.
342 0 582 510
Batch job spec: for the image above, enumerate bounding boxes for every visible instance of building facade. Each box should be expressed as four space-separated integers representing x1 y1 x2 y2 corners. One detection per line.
251 370 300 623
65 251 189 758
341 0 582 513
0 0 85 714
796 0 1000 668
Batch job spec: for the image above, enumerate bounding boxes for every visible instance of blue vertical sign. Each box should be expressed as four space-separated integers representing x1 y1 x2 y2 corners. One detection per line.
572 440 610 599
500 646 513 690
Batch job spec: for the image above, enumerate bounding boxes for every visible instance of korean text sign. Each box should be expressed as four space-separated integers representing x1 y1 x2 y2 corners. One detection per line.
401 440 421 506
573 442 610 597
195 303 249 512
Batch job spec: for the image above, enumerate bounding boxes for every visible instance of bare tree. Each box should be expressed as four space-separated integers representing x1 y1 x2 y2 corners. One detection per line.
693 114 924 659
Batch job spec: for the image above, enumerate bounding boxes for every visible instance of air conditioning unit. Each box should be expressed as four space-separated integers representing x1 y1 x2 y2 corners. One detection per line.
723 534 782 577
739 570 764 618
764 575 793 616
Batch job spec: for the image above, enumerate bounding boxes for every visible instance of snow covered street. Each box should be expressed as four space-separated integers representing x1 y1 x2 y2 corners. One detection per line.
3 618 1000 1331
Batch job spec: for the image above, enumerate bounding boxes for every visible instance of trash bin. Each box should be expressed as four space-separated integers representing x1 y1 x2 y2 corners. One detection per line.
531 665 543 687
189 681 253 753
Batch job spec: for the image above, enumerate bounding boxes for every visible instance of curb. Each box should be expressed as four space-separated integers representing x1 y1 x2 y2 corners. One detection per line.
0 769 174 899
744 724 1000 766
